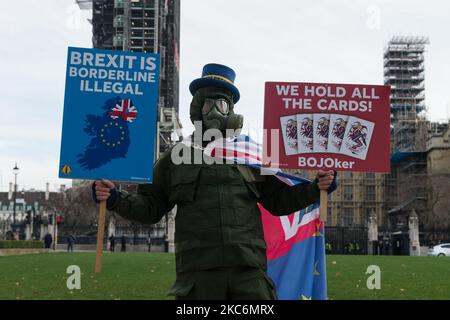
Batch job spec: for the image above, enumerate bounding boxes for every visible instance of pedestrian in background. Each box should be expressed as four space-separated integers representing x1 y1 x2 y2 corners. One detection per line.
67 234 75 252
109 234 115 252
44 233 52 249
121 235 126 252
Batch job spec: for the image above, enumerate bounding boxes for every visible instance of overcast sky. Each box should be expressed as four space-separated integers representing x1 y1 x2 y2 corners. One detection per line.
1 0 449 192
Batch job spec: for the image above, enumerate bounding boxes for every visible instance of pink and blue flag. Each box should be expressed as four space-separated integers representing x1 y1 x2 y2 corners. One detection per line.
203 134 328 300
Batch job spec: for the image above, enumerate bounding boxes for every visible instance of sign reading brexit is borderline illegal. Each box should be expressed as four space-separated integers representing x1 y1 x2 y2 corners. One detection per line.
263 82 390 172
59 47 160 183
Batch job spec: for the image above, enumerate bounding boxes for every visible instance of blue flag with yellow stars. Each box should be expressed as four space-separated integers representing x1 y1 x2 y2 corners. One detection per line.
59 47 159 182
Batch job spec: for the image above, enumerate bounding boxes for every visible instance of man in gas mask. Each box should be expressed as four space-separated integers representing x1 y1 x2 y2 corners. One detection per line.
93 63 336 300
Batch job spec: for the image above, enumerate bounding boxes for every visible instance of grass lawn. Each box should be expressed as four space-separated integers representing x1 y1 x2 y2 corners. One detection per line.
326 255 450 300
0 252 449 300
0 252 175 300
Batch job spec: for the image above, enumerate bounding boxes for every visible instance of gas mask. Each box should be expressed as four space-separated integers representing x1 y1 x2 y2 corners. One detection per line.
190 87 243 134
201 97 230 130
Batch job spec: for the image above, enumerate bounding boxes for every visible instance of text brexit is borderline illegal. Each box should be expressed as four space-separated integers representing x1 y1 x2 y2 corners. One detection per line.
68 50 158 96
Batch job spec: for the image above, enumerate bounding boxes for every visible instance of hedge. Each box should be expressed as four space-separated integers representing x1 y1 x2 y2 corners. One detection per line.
0 240 44 249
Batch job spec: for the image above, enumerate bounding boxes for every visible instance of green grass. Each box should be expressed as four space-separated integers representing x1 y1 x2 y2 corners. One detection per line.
326 255 450 300
0 252 449 300
0 252 175 300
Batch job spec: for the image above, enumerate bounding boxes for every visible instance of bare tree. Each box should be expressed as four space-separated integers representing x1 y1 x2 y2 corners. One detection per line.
44 186 98 233
426 174 450 229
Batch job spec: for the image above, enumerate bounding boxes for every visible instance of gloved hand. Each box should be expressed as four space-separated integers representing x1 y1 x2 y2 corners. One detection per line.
92 179 118 208
315 170 338 194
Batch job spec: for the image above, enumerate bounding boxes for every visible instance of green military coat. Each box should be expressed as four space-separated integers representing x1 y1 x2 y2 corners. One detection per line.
108 142 320 274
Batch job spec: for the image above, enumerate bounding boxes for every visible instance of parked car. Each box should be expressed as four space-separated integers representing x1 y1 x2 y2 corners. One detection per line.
428 243 450 256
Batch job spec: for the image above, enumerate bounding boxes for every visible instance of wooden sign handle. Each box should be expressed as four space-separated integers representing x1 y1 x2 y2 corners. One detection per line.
95 201 107 273
320 190 327 222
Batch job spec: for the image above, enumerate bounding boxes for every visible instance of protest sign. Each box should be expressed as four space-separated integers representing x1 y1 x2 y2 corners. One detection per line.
58 47 160 272
263 82 390 221
263 82 390 172
59 47 160 183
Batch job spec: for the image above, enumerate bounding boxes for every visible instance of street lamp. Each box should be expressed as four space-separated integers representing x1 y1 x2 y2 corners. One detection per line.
12 163 19 233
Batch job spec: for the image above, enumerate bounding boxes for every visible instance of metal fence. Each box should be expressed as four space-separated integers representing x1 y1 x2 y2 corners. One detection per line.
58 235 166 246
420 229 450 246
324 226 368 255
49 224 450 255
56 224 166 247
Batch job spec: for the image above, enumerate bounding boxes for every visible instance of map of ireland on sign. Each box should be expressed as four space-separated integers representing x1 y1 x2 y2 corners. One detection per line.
59 47 160 183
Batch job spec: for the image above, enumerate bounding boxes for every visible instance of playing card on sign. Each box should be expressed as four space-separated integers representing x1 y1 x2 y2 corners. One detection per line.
280 115 299 155
327 114 349 153
312 113 330 153
296 114 314 153
340 116 375 160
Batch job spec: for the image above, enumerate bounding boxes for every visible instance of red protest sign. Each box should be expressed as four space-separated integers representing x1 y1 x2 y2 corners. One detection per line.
263 82 390 172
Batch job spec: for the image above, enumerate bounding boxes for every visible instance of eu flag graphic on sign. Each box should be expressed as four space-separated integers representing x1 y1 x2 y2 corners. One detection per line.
59 47 159 183
77 97 132 170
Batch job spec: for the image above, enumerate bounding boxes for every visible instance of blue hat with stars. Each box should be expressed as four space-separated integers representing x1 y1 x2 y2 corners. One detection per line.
189 63 240 103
